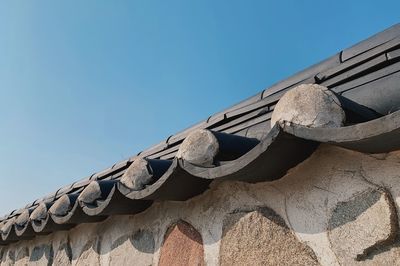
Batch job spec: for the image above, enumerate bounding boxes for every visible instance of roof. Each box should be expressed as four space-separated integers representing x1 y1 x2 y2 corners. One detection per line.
2 24 400 244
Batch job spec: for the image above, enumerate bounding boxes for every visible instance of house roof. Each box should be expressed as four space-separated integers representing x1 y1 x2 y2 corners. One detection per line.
2 24 400 244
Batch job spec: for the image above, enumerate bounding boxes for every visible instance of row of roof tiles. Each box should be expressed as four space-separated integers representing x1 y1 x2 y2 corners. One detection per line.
2 110 400 244
2 23 400 244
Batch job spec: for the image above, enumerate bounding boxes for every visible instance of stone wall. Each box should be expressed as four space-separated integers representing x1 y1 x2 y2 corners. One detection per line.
2 144 400 265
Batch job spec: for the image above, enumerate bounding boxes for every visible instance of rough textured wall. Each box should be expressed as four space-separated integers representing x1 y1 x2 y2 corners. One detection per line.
2 144 400 265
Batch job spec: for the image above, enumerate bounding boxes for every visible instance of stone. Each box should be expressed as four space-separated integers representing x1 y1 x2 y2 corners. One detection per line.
1 218 15 235
159 221 204 266
220 208 319 266
0 247 4 263
120 158 153 190
49 195 72 216
176 129 219 166
0 221 5 232
15 209 30 227
30 244 53 266
54 242 72 266
271 84 345 128
131 229 155 254
76 238 100 266
78 181 102 204
328 188 398 264
2 249 15 265
109 230 154 266
14 247 29 266
30 203 48 221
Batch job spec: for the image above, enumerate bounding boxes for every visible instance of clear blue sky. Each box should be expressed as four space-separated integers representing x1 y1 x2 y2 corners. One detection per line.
0 1 399 215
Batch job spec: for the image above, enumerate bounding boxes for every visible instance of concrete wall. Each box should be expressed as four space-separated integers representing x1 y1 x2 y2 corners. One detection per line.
2 144 400 265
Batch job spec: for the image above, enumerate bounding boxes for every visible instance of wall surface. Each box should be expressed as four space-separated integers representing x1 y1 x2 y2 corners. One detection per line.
2 144 400 265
